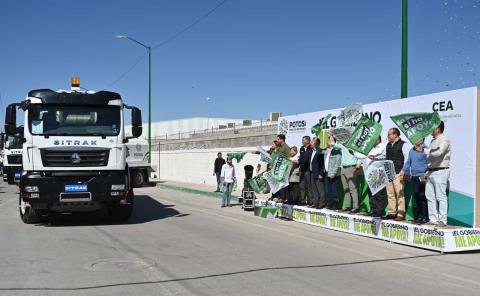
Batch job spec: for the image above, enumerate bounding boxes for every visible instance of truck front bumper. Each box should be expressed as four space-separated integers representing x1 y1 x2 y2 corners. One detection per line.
3 166 22 182
19 171 129 212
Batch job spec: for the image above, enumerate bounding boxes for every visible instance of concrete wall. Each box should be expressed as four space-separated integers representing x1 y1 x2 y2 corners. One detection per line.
151 147 266 187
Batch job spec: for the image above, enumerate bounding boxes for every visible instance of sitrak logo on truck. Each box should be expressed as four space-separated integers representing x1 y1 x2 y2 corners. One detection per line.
54 140 98 146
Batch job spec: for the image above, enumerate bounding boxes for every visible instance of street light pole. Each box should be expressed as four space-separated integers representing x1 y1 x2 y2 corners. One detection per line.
116 35 152 163
401 0 408 99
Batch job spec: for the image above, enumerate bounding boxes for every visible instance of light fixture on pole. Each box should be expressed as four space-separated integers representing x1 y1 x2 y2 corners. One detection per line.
116 34 152 163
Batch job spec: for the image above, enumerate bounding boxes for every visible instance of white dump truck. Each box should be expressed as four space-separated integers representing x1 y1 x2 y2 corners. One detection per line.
1 128 23 184
4 78 147 223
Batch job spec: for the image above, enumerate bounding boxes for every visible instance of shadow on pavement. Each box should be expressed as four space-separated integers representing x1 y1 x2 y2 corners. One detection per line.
40 195 188 227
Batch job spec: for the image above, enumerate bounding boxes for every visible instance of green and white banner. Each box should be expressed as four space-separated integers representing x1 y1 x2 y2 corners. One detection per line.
345 116 382 155
337 103 363 127
390 112 441 145
248 174 269 193
226 151 247 163
364 160 396 195
264 170 289 194
256 199 480 253
329 127 354 144
270 152 291 182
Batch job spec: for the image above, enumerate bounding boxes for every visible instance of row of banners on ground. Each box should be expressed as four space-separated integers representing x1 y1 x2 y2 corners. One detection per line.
227 104 442 196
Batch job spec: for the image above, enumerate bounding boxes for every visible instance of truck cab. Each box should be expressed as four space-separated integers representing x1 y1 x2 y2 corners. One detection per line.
4 78 143 223
1 128 23 184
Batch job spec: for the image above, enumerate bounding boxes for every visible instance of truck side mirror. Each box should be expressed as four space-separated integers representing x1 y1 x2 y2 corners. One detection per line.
131 107 142 138
4 104 17 135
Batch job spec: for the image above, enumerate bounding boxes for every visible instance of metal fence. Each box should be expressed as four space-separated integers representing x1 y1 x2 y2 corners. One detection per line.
149 120 278 142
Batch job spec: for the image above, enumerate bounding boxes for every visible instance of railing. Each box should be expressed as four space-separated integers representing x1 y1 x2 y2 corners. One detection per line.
149 120 278 142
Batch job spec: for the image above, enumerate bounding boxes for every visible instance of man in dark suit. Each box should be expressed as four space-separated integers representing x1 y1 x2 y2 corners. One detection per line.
309 137 326 209
213 152 226 192
298 136 312 205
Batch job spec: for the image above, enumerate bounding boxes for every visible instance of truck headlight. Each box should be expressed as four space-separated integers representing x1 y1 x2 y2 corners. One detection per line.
24 186 39 193
111 184 125 191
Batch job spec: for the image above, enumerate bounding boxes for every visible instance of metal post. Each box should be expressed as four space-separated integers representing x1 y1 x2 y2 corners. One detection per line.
148 46 152 162
158 140 161 181
401 0 408 98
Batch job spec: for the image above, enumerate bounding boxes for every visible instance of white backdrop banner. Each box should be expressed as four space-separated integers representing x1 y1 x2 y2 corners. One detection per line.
277 87 478 226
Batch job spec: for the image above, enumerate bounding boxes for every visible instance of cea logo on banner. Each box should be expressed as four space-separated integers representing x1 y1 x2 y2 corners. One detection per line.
278 119 306 135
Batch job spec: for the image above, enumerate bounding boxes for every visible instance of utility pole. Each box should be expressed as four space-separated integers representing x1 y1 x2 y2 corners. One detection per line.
401 0 408 98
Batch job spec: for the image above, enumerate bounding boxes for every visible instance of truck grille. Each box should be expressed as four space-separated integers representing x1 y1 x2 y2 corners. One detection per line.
7 155 22 164
40 148 110 167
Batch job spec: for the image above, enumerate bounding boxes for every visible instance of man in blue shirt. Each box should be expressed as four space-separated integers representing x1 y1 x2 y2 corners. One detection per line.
400 139 428 224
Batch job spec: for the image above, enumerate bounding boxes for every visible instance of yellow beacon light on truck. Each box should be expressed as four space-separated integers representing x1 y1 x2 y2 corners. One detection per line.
71 77 80 87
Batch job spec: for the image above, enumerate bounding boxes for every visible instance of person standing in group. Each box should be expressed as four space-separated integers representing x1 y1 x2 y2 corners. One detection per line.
309 137 326 209
385 128 409 221
271 134 291 158
220 158 236 208
356 136 387 218
332 141 362 213
324 136 342 210
288 146 301 204
298 136 312 205
399 138 428 224
213 152 226 192
424 122 451 227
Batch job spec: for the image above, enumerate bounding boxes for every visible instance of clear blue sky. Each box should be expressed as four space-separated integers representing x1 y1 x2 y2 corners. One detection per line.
1 0 479 125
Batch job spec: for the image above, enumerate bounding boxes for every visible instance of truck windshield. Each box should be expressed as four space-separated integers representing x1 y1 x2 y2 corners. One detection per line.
5 134 23 149
28 105 121 136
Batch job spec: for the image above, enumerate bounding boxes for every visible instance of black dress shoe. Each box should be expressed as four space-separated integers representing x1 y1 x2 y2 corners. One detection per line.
341 208 352 212
382 214 395 220
350 208 360 214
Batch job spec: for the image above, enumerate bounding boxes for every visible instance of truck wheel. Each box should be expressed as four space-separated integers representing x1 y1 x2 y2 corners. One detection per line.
7 173 14 185
109 190 134 222
19 194 41 224
131 169 145 187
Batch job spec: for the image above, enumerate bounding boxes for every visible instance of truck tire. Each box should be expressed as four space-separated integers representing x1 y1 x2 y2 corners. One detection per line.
109 190 134 222
7 173 14 185
19 194 42 224
131 169 145 187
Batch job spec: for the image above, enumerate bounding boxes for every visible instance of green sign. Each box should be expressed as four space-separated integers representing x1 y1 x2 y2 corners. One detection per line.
345 116 382 155
390 112 441 145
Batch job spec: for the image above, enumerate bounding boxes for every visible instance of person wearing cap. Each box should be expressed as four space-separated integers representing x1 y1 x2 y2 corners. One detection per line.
220 157 236 208
423 121 451 227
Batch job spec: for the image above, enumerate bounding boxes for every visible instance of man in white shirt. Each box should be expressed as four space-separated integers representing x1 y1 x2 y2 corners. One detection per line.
220 158 236 208
424 121 451 227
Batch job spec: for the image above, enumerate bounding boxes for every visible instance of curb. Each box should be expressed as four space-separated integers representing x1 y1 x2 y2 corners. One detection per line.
158 183 241 203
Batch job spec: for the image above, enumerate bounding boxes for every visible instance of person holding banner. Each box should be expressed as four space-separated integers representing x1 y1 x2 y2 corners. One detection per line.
324 136 342 210
272 134 291 158
309 137 326 209
400 139 428 224
385 128 409 221
356 136 387 217
332 142 362 213
424 121 451 227
220 158 236 208
288 146 301 204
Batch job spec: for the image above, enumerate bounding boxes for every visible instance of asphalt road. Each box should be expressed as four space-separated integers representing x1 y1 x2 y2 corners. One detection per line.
1 181 480 296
